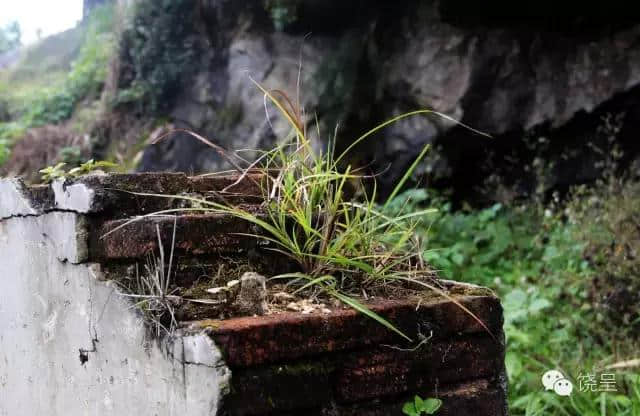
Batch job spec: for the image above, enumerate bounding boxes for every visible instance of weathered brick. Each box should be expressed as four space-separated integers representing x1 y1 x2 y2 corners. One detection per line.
199 296 502 368
220 336 503 415
332 379 507 416
228 379 507 416
334 337 503 402
91 213 262 260
224 359 335 415
1 172 508 416
189 173 263 200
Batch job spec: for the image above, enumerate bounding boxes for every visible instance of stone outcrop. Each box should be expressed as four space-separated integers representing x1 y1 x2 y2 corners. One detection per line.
107 0 640 201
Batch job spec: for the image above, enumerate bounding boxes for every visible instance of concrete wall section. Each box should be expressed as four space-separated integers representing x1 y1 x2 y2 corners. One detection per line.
0 210 229 416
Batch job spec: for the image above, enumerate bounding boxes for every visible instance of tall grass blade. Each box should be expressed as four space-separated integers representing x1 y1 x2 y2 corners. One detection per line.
384 143 430 210
332 291 413 342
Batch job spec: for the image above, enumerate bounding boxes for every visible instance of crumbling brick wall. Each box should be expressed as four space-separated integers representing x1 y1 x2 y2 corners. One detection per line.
0 173 507 416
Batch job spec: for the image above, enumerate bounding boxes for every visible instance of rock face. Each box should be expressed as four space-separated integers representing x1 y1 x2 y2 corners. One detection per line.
116 0 640 201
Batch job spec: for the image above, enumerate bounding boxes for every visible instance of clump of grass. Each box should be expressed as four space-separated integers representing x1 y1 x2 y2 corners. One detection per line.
111 79 490 341
120 221 180 337
117 220 226 337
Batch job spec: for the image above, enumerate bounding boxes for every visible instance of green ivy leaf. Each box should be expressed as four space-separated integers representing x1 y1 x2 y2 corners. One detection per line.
414 395 424 411
422 398 442 414
402 402 417 416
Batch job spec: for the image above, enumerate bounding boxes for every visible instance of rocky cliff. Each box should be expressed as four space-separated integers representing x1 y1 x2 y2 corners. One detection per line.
104 1 640 201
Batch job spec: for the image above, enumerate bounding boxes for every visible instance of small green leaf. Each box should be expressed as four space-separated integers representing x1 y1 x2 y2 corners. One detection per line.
402 402 418 416
414 395 424 411
422 398 442 414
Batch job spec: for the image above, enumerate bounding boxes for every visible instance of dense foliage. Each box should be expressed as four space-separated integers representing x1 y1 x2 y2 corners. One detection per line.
0 6 114 169
24 6 114 126
386 180 640 415
116 0 201 114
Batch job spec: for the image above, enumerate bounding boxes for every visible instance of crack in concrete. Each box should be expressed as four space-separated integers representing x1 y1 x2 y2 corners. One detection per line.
182 360 228 369
0 208 86 223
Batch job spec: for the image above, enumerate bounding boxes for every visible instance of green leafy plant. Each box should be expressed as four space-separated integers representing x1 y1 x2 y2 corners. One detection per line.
39 159 118 183
385 183 640 415
68 159 118 176
39 162 68 183
519 373 640 416
116 0 200 113
402 395 442 415
0 121 27 167
58 146 84 165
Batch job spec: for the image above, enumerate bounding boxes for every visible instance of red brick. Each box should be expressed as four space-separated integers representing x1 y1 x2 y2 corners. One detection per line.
72 172 264 218
334 337 503 402
224 359 334 415
198 296 502 367
333 379 507 416
90 213 261 260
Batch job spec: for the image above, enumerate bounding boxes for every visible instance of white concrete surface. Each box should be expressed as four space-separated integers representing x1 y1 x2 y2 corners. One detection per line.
52 179 96 213
0 179 42 218
0 207 230 415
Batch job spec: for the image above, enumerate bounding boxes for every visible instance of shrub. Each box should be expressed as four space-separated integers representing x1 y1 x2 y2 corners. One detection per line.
567 179 640 329
116 0 200 114
385 185 640 415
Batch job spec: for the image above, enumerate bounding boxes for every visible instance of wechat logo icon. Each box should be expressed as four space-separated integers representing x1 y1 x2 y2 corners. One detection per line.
542 370 573 396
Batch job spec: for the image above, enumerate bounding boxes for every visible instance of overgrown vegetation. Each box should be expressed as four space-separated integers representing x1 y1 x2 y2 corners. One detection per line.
568 180 640 328
111 82 489 342
386 177 640 415
113 79 640 414
0 5 115 169
39 159 118 183
116 0 200 114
